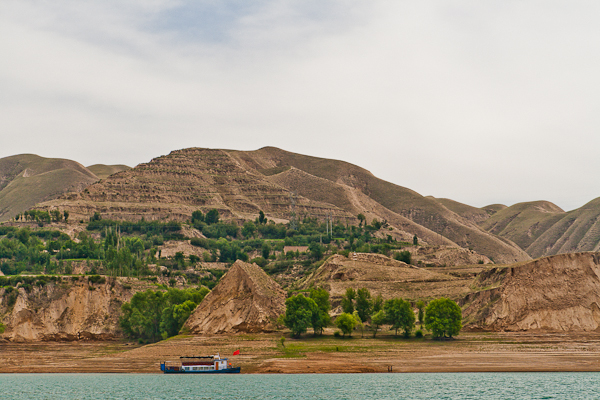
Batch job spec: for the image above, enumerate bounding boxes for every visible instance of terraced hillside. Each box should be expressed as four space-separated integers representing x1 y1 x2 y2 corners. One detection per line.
230 147 529 263
37 147 530 263
0 154 98 222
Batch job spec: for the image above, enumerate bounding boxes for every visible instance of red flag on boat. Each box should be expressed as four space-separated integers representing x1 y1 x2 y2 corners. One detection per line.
233 350 240 355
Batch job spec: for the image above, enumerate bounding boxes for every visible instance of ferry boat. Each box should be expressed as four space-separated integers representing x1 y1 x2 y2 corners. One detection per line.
160 355 241 374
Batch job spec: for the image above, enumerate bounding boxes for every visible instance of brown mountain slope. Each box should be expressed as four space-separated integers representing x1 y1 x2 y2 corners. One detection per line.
38 147 529 263
87 164 131 180
38 148 351 223
0 154 98 222
429 197 491 224
463 252 600 331
479 199 600 258
184 260 285 334
479 201 565 253
525 198 600 257
230 147 529 263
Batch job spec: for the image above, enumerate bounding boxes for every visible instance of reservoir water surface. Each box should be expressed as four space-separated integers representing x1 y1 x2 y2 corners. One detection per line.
1 372 597 399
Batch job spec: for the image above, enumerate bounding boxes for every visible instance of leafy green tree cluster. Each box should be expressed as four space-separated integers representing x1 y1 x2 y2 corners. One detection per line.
383 298 415 337
394 250 411 264
88 219 182 239
283 290 331 337
340 287 382 323
120 287 209 342
424 298 462 339
335 312 357 336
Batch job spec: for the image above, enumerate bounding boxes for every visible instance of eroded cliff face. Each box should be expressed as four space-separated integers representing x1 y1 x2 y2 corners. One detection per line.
184 260 286 334
0 278 137 341
463 253 600 331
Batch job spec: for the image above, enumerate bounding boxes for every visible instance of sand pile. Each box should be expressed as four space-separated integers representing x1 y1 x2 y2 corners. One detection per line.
185 260 286 334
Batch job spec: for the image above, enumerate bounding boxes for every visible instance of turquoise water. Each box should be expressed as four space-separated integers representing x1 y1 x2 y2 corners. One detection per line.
0 372 597 399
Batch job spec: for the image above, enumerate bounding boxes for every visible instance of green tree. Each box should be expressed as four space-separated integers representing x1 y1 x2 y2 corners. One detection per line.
341 287 356 314
205 209 220 225
261 242 271 259
63 210 69 223
352 311 364 338
355 288 372 322
242 221 256 238
424 298 462 339
258 210 267 225
309 287 331 335
308 242 323 260
413 235 418 246
394 250 411 264
191 210 204 223
174 252 186 268
371 310 386 337
384 298 415 337
120 287 209 342
416 300 426 327
335 313 356 337
357 213 366 227
283 295 318 337
372 294 383 313
0 322 5 334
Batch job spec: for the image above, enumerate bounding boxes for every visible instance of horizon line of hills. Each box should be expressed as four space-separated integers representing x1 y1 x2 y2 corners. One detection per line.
1 147 600 263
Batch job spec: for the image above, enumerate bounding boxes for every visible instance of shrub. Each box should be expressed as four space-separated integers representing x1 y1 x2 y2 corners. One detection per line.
88 275 106 285
415 329 423 338
333 331 341 338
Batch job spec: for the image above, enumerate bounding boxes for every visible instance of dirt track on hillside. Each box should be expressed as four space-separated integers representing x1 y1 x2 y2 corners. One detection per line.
2 331 600 374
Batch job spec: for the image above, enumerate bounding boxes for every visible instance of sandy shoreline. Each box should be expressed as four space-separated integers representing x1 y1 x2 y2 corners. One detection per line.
2 331 600 374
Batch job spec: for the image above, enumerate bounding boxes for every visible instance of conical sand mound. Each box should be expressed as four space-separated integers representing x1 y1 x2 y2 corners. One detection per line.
184 260 286 334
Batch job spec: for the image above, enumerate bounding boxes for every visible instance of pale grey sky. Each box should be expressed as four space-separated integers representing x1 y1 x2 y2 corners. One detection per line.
1 1 599 211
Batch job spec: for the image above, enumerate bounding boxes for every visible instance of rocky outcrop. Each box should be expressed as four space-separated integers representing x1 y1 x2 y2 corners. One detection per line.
185 260 286 334
0 278 135 341
463 252 600 331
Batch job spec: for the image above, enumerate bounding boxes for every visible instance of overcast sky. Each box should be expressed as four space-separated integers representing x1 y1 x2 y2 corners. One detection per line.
1 1 599 212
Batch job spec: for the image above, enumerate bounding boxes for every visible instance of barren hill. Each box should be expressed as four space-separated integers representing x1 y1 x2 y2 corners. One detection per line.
0 154 98 222
230 147 529 263
480 199 600 258
463 252 600 331
184 260 286 334
37 147 529 263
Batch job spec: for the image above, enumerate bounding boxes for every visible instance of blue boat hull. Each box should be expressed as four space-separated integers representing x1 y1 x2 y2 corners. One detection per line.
162 367 241 374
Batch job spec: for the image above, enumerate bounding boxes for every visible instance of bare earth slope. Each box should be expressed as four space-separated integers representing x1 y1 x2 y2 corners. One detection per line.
0 154 98 221
39 148 350 223
463 252 600 331
184 260 286 334
480 199 600 258
38 146 529 263
230 147 529 263
0 278 140 341
87 164 131 180
429 197 491 225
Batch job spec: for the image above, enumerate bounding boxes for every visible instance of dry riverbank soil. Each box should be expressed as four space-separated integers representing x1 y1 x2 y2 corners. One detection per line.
3 330 600 373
